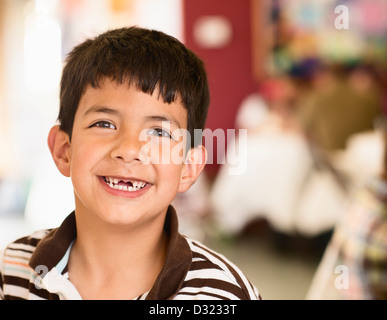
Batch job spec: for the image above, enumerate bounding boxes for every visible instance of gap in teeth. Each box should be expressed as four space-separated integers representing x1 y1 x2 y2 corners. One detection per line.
104 177 146 191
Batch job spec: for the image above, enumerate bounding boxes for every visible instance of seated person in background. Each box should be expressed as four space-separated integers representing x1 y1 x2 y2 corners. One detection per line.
296 63 383 151
0 27 260 300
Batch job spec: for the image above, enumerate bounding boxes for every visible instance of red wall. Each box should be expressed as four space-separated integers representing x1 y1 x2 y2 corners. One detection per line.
183 0 257 177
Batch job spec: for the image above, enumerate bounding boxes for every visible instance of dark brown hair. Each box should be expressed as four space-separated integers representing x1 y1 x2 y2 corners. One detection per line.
58 26 210 147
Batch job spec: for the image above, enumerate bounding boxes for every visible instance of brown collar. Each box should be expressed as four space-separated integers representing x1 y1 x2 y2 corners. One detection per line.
29 205 192 299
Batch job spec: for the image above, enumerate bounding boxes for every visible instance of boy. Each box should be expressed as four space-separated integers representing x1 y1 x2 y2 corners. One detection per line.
0 27 260 300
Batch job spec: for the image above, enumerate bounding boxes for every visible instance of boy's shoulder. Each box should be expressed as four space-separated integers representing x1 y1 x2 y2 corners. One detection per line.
9 228 52 245
1 228 53 273
177 237 261 300
0 228 53 299
2 228 52 259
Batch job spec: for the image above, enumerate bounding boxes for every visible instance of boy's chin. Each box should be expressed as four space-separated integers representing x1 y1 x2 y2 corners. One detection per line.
92 207 163 229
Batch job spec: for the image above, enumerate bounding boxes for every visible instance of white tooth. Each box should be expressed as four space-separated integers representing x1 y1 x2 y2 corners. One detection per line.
104 177 147 191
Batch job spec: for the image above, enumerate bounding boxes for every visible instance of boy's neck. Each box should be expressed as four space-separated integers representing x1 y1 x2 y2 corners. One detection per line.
67 209 169 299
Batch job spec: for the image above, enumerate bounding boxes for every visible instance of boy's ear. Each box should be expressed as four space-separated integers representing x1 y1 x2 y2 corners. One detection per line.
47 125 71 177
178 145 207 193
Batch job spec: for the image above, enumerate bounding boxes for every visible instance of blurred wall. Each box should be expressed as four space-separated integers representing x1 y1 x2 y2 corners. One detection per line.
183 0 258 177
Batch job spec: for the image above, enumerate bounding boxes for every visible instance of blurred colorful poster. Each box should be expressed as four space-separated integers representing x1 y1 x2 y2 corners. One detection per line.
269 0 387 74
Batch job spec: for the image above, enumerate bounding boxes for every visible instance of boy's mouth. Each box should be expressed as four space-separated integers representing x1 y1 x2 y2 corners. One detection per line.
102 176 148 192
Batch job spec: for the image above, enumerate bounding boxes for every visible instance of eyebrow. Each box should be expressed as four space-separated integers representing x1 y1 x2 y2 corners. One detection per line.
84 105 120 116
145 115 182 129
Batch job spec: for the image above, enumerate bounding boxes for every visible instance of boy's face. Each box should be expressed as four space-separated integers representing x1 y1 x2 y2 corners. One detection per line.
54 78 197 227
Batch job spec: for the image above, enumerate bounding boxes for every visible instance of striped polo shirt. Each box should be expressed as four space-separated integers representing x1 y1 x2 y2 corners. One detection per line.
0 206 260 300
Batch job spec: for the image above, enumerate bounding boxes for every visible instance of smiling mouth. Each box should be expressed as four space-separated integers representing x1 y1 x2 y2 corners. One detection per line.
102 176 148 192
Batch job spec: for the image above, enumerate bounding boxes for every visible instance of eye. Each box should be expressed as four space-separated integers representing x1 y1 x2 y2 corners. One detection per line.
147 128 173 139
89 121 116 130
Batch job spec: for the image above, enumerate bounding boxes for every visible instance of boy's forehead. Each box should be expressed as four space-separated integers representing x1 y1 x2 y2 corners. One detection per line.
77 78 188 126
83 77 184 104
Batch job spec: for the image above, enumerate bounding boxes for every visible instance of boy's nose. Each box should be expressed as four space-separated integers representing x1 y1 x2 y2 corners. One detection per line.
110 132 144 163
